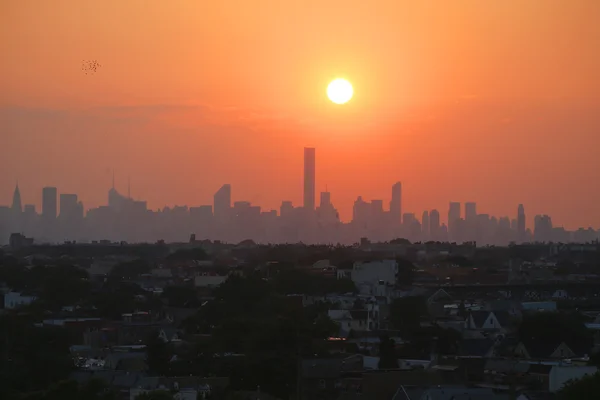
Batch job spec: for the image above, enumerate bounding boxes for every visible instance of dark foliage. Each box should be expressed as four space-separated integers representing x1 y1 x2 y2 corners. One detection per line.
378 336 398 369
108 259 151 282
0 314 74 398
558 372 600 400
395 258 416 286
389 296 428 333
518 312 593 353
165 247 209 262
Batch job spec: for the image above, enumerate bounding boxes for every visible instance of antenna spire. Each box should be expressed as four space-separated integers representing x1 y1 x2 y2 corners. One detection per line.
128 177 131 199
112 170 115 189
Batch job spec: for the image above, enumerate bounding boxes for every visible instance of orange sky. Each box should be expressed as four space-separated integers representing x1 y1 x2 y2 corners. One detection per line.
1 0 600 228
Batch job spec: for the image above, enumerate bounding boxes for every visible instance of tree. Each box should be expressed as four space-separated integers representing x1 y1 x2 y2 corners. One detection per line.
32 265 91 310
166 247 209 262
558 372 600 399
108 259 150 282
378 336 398 369
395 258 416 287
89 282 145 319
162 285 199 307
389 296 428 333
145 331 171 376
518 312 593 354
0 315 74 397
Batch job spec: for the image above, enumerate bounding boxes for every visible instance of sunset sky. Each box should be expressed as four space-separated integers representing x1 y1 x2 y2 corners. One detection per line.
1 0 600 228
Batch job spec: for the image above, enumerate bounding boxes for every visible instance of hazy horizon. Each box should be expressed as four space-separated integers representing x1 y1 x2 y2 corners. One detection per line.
2 0 600 229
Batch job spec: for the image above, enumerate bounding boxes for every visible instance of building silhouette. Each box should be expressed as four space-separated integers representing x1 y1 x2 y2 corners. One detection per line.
390 182 402 226
1 147 598 246
303 147 316 211
42 187 58 220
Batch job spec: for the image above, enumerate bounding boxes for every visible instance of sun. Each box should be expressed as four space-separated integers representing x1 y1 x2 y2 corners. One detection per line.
327 78 353 104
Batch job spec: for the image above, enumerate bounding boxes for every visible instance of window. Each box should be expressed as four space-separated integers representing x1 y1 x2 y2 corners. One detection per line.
319 379 326 389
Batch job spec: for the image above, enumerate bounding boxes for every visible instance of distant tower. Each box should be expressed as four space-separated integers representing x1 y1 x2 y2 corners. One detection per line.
319 191 331 208
11 183 22 213
517 204 526 242
42 187 58 220
448 202 461 228
303 147 316 210
390 182 402 225
465 202 477 222
213 184 232 220
429 209 440 240
422 210 430 240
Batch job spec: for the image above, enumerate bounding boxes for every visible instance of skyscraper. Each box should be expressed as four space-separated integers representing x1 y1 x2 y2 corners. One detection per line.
390 182 402 225
448 202 461 241
42 187 58 220
59 194 79 218
303 147 315 210
429 209 440 240
11 183 22 213
319 191 331 208
422 210 430 240
213 184 231 220
517 204 526 242
465 202 477 222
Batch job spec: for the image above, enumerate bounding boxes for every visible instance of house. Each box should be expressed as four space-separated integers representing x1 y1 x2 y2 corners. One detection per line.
513 340 584 360
329 310 368 334
361 371 449 400
300 354 363 400
3 291 37 309
348 260 398 286
486 300 523 317
158 326 183 343
465 311 510 332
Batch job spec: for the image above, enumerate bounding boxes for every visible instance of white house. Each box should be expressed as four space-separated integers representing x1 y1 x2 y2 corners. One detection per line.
348 260 398 286
4 292 37 309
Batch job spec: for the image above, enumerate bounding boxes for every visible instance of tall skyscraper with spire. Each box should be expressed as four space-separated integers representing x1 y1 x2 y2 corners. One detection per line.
11 183 22 213
303 147 316 211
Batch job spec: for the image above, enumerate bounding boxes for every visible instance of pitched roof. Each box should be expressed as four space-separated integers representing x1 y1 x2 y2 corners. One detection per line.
469 311 490 328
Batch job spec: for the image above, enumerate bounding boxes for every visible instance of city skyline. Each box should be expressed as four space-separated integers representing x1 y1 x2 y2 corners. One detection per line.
2 147 599 231
1 147 599 246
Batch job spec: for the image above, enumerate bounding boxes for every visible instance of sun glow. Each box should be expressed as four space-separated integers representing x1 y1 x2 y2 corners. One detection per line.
327 78 353 104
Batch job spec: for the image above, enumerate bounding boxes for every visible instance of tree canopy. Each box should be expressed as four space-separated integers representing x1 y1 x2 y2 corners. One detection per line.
518 312 593 351
389 296 428 333
558 372 600 400
0 314 75 398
